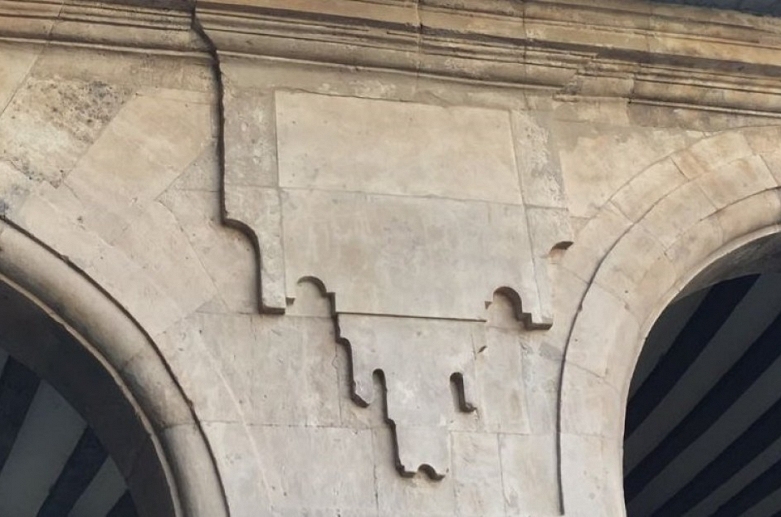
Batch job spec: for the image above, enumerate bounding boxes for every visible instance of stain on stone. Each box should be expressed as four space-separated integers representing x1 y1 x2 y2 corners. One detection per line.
38 79 129 142
0 77 131 186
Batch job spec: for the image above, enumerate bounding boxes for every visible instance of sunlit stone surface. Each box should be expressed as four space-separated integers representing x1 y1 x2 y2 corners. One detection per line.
1 1 781 516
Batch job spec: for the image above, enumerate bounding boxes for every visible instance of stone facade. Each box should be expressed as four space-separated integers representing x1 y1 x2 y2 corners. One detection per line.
2 1 781 516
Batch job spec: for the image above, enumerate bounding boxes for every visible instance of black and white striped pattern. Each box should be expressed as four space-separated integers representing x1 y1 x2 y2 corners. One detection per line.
652 0 781 17
625 273 781 516
0 349 135 517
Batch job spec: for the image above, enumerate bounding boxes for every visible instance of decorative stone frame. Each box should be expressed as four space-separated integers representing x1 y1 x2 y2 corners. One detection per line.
559 128 781 516
0 220 229 517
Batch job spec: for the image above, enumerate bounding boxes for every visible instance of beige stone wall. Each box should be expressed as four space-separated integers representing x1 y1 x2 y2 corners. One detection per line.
218 58 571 517
559 125 781 517
3 1 781 516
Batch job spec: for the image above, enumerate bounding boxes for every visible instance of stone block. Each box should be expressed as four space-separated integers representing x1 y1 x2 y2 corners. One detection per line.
0 42 40 112
64 90 212 241
153 314 247 423
672 131 754 179
10 183 190 336
0 76 130 186
373 426 455 517
622 252 677 331
561 201 631 283
521 352 562 435
253 426 376 515
219 56 419 103
552 99 631 126
526 206 574 325
31 47 213 94
222 90 567 326
743 126 781 156
559 365 622 438
251 314 342 427
559 434 624 517
202 422 271 517
511 111 566 209
223 186 285 312
542 264 588 357
120 350 194 429
159 188 256 314
452 432 505 517
171 142 221 192
473 323 531 434
762 150 781 185
640 179 717 248
556 123 696 218
284 279 332 318
223 88 277 187
9 181 96 264
338 314 476 478
335 340 386 430
0 159 34 215
566 282 640 378
611 158 688 222
113 201 217 323
694 154 777 209
160 424 234 517
282 188 537 322
664 216 725 282
716 189 781 244
275 91 522 204
596 223 666 303
86 241 191 337
499 434 560 516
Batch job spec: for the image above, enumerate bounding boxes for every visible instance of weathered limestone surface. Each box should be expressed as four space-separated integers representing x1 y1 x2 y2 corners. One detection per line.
2 1 781 516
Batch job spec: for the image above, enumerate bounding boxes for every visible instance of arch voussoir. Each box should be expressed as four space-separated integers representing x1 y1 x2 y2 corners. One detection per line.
560 127 781 515
0 220 229 517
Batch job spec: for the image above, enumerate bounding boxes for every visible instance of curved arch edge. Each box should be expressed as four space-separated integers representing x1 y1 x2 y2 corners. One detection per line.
0 219 230 517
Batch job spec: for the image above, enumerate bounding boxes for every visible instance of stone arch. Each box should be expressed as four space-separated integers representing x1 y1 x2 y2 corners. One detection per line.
558 127 781 516
0 219 229 517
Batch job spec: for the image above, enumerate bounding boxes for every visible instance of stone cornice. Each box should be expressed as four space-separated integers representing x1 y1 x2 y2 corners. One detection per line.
2 0 781 114
0 0 205 54
197 0 781 114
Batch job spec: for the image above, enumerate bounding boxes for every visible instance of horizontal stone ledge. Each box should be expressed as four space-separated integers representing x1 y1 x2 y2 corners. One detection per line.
4 0 781 114
196 0 781 113
0 0 206 53
197 0 781 65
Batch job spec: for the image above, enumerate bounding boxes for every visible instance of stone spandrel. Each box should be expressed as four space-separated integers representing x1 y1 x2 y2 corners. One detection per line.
222 89 572 479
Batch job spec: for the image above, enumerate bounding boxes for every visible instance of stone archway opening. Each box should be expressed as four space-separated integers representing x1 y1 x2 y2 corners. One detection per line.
0 277 166 517
0 221 229 517
0 348 134 516
623 233 781 516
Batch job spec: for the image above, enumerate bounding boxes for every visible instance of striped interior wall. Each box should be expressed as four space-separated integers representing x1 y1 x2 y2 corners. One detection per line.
624 273 781 516
650 0 781 16
0 349 136 517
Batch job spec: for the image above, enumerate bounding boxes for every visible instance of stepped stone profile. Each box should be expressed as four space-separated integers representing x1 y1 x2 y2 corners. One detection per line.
223 89 572 477
1 1 781 516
